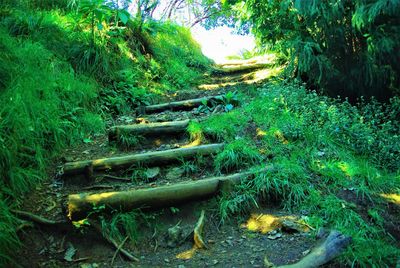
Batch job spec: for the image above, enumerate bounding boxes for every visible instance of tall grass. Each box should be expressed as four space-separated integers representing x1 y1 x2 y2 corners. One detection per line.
0 1 212 264
209 79 400 266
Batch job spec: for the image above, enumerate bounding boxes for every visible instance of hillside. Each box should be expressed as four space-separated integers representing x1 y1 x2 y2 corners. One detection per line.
0 1 399 267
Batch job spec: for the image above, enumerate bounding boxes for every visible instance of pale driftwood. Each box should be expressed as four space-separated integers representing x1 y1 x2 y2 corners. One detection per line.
109 119 190 141
143 95 223 113
67 168 268 220
62 143 223 176
278 230 352 268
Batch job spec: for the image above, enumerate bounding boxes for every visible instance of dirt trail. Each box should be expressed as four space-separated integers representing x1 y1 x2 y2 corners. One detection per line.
16 61 324 268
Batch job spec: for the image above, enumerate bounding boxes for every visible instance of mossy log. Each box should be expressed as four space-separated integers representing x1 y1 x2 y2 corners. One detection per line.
108 119 190 141
278 230 352 268
214 63 270 74
67 168 268 220
62 144 223 176
143 95 223 113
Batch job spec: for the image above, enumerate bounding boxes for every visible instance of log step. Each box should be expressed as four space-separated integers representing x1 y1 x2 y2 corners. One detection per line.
108 119 191 141
142 95 223 114
67 168 269 220
62 143 224 176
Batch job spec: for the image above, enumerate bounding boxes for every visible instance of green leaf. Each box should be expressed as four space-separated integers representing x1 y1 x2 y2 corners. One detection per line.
64 242 76 262
83 138 92 143
118 11 129 25
97 23 103 30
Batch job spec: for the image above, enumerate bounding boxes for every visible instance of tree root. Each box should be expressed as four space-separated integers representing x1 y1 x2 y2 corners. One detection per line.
11 209 67 225
91 221 139 262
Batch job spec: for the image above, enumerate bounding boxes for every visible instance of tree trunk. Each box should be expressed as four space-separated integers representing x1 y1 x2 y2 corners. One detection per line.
142 95 223 114
62 143 223 176
108 119 190 141
67 168 268 220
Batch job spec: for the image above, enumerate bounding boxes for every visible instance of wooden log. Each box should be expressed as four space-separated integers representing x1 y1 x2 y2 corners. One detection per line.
143 95 223 113
62 144 223 176
278 230 352 268
108 119 190 141
213 63 270 74
67 168 268 220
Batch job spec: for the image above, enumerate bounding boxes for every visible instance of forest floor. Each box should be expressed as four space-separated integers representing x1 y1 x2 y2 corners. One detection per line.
14 58 399 267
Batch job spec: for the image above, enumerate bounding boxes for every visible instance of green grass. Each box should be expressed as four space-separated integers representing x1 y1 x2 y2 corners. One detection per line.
212 80 400 266
0 1 212 265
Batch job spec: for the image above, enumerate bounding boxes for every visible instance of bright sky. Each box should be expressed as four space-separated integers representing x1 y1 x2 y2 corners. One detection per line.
129 1 255 63
191 25 256 63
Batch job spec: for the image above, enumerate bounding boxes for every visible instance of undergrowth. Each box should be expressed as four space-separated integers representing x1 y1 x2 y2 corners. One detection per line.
204 80 400 266
0 1 211 265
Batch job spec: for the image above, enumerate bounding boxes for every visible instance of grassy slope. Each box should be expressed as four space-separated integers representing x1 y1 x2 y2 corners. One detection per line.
0 3 211 265
189 80 400 266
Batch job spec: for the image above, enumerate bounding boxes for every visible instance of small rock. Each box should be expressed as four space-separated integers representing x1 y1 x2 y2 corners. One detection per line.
167 225 183 247
282 219 305 233
166 167 185 180
145 167 160 180
267 230 282 240
302 249 311 256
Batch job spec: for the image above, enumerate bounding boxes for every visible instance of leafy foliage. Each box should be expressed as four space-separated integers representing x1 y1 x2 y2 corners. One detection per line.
227 0 400 99
209 79 400 266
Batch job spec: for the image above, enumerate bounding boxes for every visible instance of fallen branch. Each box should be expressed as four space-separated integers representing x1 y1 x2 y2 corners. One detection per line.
62 143 223 176
83 185 115 191
213 63 270 75
109 119 190 141
11 209 66 225
276 230 352 268
111 236 130 265
91 221 139 262
102 174 131 182
67 168 269 220
143 95 223 113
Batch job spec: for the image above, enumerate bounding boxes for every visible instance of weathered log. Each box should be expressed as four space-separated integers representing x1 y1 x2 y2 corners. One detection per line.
67 168 268 220
278 230 352 268
213 63 270 74
143 95 223 113
62 143 223 176
108 119 190 141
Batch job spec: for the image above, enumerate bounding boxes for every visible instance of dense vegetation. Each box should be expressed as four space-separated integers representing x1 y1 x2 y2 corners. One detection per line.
219 0 400 100
0 0 399 266
0 0 210 265
189 82 400 266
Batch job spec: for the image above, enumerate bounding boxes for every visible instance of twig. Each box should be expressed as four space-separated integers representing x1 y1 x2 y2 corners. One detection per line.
16 222 34 232
91 221 139 262
111 236 129 266
83 185 115 191
103 175 131 182
73 257 90 262
294 220 316 231
11 209 66 225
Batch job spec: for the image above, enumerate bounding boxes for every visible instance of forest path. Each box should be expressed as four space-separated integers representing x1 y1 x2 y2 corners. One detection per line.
16 60 322 268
